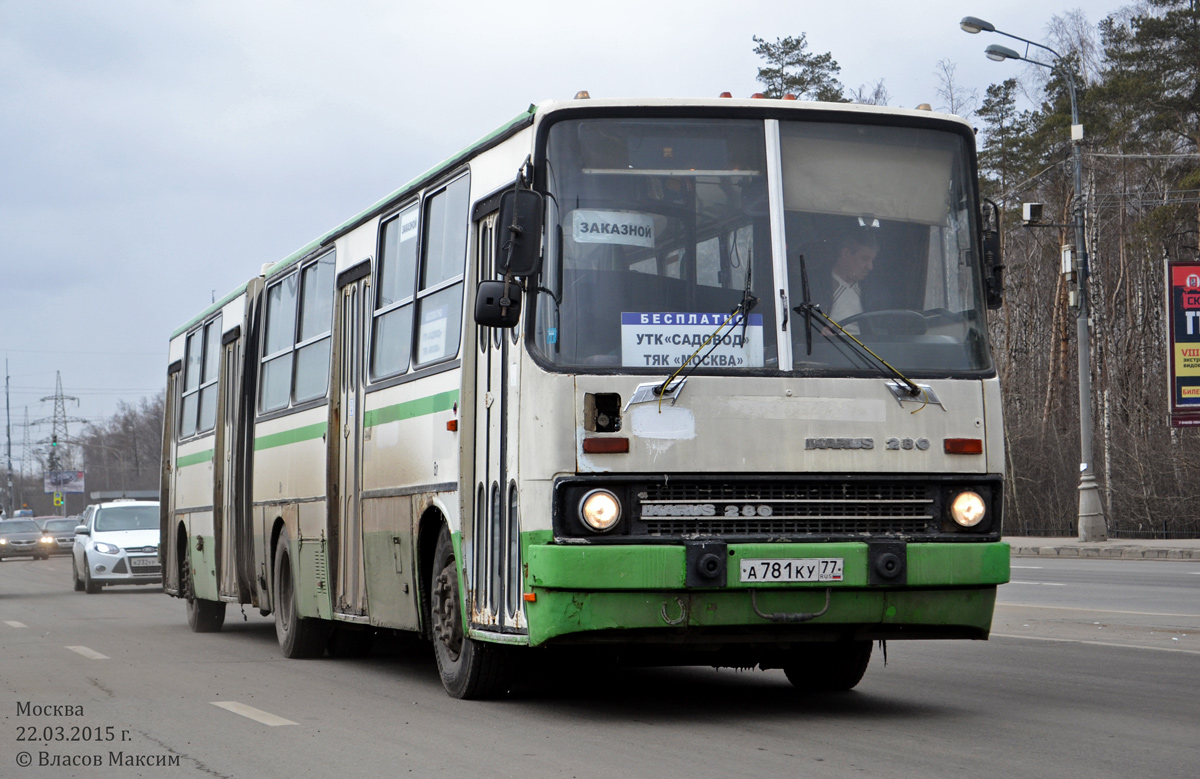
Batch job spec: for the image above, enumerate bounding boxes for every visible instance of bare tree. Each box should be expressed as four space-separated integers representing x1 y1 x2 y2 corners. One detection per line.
933 59 978 118
849 79 890 106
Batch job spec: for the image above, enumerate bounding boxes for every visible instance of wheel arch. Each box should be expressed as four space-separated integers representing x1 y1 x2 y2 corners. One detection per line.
416 505 449 641
267 514 288 614
175 520 189 595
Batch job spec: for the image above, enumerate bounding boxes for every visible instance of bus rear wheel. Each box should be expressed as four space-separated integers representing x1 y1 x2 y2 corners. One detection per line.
429 525 512 699
273 528 328 658
782 641 873 692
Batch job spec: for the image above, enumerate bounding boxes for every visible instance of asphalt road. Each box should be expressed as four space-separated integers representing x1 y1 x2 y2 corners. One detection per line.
1 555 1197 779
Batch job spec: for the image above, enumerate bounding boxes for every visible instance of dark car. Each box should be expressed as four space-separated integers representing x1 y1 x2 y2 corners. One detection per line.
0 519 54 560
35 516 79 556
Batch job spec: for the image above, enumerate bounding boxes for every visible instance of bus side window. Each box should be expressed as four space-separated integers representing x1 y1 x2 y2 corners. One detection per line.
414 174 469 367
259 250 335 413
180 315 221 437
294 255 335 402
371 203 419 379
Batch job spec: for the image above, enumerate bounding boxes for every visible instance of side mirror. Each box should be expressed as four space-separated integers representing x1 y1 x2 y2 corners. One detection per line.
74 525 89 535
982 199 1004 309
496 189 544 277
474 279 522 328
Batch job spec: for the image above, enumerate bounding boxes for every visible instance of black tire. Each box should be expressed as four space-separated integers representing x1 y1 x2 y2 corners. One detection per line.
430 525 512 699
72 559 84 592
273 527 328 658
782 641 872 692
183 557 227 633
83 555 101 594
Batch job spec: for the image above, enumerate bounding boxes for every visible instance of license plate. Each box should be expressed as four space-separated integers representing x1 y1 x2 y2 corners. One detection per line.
129 556 158 568
739 558 843 583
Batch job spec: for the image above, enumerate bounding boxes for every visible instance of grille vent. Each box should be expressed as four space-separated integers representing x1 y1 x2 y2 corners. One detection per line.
636 480 935 537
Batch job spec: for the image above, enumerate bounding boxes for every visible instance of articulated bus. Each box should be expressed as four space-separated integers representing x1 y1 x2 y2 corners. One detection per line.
162 96 1010 698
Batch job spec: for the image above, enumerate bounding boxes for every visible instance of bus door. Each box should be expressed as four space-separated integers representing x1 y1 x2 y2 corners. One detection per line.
161 365 182 596
335 276 368 617
216 335 240 600
471 212 526 634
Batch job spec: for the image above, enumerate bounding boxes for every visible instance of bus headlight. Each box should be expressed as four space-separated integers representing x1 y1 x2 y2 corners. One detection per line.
950 491 986 527
579 489 621 533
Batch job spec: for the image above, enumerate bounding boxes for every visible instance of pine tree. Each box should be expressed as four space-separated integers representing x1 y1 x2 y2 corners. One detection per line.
751 35 847 102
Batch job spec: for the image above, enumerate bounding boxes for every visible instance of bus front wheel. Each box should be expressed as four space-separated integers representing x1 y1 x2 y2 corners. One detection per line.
782 640 873 692
273 528 328 658
429 525 512 699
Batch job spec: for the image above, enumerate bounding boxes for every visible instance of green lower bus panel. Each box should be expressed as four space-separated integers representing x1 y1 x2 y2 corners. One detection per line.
296 538 332 620
521 541 1009 647
189 536 219 602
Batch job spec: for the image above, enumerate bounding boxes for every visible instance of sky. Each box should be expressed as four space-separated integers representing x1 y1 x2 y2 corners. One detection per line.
1 0 1128 471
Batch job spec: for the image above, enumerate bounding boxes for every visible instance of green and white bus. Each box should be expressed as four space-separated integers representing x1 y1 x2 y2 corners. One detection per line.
162 96 1010 698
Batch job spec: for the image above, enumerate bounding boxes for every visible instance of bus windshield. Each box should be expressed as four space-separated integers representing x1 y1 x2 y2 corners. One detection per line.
534 116 992 376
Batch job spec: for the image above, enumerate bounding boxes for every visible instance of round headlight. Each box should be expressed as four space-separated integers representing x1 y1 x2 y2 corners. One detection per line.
950 491 986 527
579 489 621 532
40 536 53 544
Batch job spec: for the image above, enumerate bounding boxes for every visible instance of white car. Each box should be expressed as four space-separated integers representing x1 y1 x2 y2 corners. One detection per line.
72 501 162 593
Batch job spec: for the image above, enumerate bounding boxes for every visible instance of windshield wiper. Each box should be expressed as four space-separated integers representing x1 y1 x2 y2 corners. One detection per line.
791 302 922 397
738 245 758 338
797 253 813 356
651 253 759 407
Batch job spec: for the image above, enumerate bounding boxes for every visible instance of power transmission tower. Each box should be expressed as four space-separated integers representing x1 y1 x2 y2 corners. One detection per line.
34 372 86 467
33 372 87 513
20 407 31 481
4 360 12 517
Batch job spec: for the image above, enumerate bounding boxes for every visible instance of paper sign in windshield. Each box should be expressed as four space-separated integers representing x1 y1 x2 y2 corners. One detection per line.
621 312 764 369
572 210 655 248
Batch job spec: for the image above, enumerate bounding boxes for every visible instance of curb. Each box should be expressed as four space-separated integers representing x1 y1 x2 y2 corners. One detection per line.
1008 544 1200 561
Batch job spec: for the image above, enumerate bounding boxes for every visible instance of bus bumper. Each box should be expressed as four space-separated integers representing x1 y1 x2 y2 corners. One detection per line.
522 541 1010 647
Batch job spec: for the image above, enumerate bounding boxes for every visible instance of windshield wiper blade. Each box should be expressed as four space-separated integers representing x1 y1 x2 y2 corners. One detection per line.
791 304 922 397
738 246 758 338
797 253 813 356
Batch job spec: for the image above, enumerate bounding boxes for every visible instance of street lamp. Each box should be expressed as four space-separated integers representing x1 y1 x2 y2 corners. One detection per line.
961 15 1106 542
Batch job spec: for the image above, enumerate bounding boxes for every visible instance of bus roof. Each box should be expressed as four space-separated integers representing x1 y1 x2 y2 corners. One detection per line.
170 97 970 339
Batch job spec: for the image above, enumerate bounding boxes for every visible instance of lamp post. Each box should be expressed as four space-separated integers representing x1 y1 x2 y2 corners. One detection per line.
961 15 1107 542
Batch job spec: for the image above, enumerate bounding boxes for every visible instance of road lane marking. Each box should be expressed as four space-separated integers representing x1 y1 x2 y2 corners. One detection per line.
4 621 28 628
1011 566 1043 569
210 701 296 726
1009 581 1066 586
66 646 109 660
997 603 1200 618
992 633 1200 656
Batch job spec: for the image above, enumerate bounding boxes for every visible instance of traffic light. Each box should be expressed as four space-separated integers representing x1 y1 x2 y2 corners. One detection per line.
51 434 58 447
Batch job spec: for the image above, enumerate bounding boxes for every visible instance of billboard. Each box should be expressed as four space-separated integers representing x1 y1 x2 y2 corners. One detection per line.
43 470 86 494
1167 261 1200 426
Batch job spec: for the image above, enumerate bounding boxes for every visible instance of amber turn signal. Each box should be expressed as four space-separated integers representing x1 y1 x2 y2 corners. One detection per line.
582 437 629 454
944 438 983 455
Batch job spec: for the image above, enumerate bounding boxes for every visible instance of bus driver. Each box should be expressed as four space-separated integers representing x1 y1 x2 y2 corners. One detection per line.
809 231 879 335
